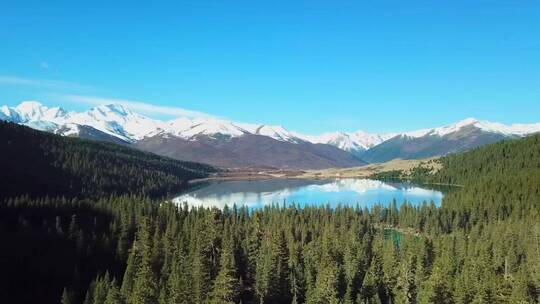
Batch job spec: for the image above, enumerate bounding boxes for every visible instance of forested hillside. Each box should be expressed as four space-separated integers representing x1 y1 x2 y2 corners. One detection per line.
0 121 216 199
426 133 540 227
1 129 539 303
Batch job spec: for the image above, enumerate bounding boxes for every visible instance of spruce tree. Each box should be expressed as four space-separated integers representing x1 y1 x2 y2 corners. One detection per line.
209 226 240 304
104 279 122 304
61 287 73 304
121 240 140 301
167 251 191 304
131 218 158 304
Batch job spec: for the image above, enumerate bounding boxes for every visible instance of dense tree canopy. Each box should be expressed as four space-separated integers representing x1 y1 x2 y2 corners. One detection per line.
1 125 539 303
0 121 216 199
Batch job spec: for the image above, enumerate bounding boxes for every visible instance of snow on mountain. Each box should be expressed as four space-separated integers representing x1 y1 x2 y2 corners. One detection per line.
400 118 540 139
301 132 360 151
267 117 540 153
474 120 540 136
163 119 303 143
298 130 391 152
1 105 20 122
169 118 248 139
0 102 172 142
350 130 396 149
15 101 49 122
253 125 304 143
1 101 65 131
400 118 479 138
55 123 81 137
12 101 68 123
2 101 540 155
67 104 166 141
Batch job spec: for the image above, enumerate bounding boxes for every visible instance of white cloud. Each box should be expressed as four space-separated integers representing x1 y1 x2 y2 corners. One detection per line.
40 62 49 69
1 75 215 119
57 94 215 119
0 75 92 91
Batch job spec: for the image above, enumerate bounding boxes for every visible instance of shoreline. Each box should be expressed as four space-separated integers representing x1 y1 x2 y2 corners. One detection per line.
190 157 442 184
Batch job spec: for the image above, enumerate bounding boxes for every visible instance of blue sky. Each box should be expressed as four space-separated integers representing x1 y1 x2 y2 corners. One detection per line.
1 0 539 134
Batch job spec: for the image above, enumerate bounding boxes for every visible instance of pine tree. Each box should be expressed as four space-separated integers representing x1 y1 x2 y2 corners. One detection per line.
121 240 140 301
255 232 275 304
209 226 240 304
342 231 361 304
312 261 340 304
83 291 91 304
167 251 191 304
359 250 384 304
131 218 158 304
395 254 418 304
418 263 453 304
92 273 111 304
61 287 73 304
104 279 122 304
509 268 536 303
271 230 291 303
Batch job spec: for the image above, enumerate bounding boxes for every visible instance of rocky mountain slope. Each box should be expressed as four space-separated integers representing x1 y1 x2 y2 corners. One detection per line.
136 133 366 169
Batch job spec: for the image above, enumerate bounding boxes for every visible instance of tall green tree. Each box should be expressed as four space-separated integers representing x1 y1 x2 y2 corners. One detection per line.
209 226 240 304
131 218 158 304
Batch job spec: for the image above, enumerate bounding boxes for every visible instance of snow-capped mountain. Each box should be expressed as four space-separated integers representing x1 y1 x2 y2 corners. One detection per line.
299 131 395 154
253 125 305 143
2 101 68 133
0 101 308 145
294 118 540 155
360 118 540 163
67 104 166 141
400 117 540 138
166 118 249 140
0 101 167 142
2 101 540 167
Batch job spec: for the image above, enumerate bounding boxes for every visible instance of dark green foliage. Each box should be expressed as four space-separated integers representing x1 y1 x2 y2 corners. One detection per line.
369 169 404 181
1 129 540 303
209 227 240 304
0 121 216 199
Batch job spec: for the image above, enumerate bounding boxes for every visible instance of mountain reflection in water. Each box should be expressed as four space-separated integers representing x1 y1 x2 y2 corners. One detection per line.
173 178 444 209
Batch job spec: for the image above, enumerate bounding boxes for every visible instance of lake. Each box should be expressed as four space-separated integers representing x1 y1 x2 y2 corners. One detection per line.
172 178 444 209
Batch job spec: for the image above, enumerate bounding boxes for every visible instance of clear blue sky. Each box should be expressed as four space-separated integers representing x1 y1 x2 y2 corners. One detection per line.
1 0 539 134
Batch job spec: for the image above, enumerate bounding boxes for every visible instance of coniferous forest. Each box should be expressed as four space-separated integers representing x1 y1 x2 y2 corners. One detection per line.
1 123 540 303
0 121 217 199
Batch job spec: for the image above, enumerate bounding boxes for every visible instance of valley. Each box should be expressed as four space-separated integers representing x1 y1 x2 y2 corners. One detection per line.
190 158 439 185
297 157 441 179
2 124 539 304
3 3 539 303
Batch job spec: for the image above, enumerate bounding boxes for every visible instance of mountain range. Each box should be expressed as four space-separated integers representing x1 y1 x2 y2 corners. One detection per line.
2 101 540 168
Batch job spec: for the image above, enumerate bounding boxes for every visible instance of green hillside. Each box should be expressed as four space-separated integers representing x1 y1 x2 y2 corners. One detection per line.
0 121 217 199
419 133 540 227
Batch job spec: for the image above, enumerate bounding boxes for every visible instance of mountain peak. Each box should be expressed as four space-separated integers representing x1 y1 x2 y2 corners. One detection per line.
1 105 11 115
299 130 389 152
256 124 288 133
16 100 46 111
15 101 49 121
456 117 478 126
254 124 302 143
177 118 248 139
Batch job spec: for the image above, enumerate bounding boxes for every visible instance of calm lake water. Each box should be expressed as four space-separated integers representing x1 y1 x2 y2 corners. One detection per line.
173 178 444 209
